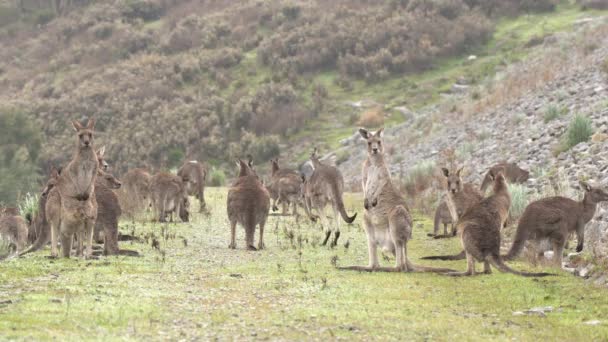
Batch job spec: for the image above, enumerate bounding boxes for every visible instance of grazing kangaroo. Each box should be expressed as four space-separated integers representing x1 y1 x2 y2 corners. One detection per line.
480 162 529 193
122 168 153 212
422 170 510 261
302 148 357 247
339 128 454 273
150 172 190 223
267 158 302 215
445 172 551 277
0 214 29 256
431 167 483 238
227 158 270 250
504 181 608 267
52 118 99 258
177 160 208 213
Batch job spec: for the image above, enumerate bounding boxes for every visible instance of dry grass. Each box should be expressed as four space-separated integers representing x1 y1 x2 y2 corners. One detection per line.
357 106 385 128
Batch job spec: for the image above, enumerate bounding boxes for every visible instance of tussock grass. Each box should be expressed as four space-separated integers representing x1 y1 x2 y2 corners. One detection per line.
508 183 530 222
543 104 567 123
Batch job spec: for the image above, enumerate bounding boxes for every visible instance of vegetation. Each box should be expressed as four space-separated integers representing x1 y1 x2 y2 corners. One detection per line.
565 114 594 149
508 183 529 222
543 104 567 123
209 168 227 187
1 188 608 340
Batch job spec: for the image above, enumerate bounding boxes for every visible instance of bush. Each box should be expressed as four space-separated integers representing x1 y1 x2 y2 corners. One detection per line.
357 107 385 128
565 114 593 149
124 0 165 21
403 160 437 196
209 168 226 187
580 0 608 10
543 105 566 123
18 193 39 223
508 183 529 222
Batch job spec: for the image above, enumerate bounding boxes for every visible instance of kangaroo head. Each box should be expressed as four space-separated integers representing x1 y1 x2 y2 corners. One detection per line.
441 167 463 195
309 148 322 167
359 128 384 156
270 158 280 175
489 170 508 194
236 158 256 177
580 181 608 204
41 166 61 197
96 146 108 171
72 118 95 149
98 170 122 190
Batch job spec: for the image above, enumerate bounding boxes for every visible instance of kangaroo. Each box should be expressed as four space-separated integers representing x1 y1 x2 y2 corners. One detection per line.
150 172 190 223
480 162 529 193
267 158 303 215
93 170 123 255
504 181 608 267
227 158 270 250
302 148 357 247
0 207 19 217
52 118 99 258
122 168 153 213
431 167 484 238
0 214 29 258
422 170 510 261
338 128 454 273
177 160 208 213
445 172 551 277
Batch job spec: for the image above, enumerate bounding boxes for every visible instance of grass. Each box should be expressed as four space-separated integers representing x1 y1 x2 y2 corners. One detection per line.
566 114 594 148
2 188 608 340
508 183 530 222
544 104 567 123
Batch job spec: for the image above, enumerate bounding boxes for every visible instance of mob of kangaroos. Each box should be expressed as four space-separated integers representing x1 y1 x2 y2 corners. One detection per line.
267 158 303 216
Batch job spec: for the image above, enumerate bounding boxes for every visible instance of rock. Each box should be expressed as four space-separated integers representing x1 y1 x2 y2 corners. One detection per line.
451 83 470 94
592 132 608 143
584 320 601 326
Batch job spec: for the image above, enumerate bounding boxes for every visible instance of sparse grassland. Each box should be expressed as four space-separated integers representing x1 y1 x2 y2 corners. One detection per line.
1 188 608 340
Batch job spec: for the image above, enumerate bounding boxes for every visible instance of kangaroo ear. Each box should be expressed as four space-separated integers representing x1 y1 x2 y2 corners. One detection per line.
235 159 242 169
580 181 592 192
86 117 96 130
488 170 495 180
246 154 254 167
358 128 369 139
72 120 83 131
97 146 105 158
375 128 384 138
441 168 449 177
456 166 464 177
51 166 59 178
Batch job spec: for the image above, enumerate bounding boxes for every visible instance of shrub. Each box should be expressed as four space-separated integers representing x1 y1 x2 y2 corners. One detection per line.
565 114 593 149
580 0 608 10
403 160 437 196
209 168 226 187
357 107 385 128
166 147 184 169
543 105 566 123
508 183 529 222
18 193 39 224
123 0 165 21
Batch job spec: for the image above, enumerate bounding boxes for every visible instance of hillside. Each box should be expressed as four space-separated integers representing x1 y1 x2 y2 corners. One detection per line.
0 0 588 203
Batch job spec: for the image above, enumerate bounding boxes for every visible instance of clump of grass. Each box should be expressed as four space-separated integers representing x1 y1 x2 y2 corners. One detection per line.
209 168 226 187
508 183 529 222
565 114 593 149
357 106 384 128
402 160 437 196
0 235 14 258
543 104 566 123
18 193 38 223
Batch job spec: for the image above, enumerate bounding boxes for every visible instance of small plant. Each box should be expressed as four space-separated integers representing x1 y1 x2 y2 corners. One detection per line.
209 168 226 187
565 114 593 149
18 193 38 223
508 183 529 222
543 105 566 123
403 160 437 196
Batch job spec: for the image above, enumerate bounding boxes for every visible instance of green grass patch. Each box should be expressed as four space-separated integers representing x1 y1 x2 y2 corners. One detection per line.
544 104 568 123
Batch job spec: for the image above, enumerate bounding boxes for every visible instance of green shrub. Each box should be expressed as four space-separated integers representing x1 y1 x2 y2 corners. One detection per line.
18 192 39 223
167 147 184 169
543 105 566 123
565 114 593 149
210 168 226 187
33 9 55 26
403 160 437 196
508 183 529 221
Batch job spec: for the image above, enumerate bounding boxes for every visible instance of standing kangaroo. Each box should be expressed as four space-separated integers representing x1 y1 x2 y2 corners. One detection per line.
177 160 207 213
422 170 510 261
267 158 302 215
480 162 529 193
122 168 153 213
504 181 608 267
302 148 357 247
52 118 99 258
227 158 270 250
445 172 551 277
339 128 454 273
431 167 483 238
150 172 190 223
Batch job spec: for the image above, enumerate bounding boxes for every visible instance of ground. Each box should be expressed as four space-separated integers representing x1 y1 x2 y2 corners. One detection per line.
1 188 608 341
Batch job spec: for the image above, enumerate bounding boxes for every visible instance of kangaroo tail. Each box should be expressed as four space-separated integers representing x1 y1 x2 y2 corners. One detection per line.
19 221 51 257
421 250 466 260
503 222 529 260
329 179 356 223
489 254 553 277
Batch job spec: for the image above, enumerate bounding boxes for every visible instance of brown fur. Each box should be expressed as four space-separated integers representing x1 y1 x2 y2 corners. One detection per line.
122 168 153 213
302 148 356 247
150 172 190 223
177 160 208 213
93 170 123 255
227 159 270 250
445 172 551 277
0 215 29 255
505 181 608 267
432 167 483 237
0 207 20 217
266 158 303 215
480 162 529 193
52 118 99 258
339 128 454 273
